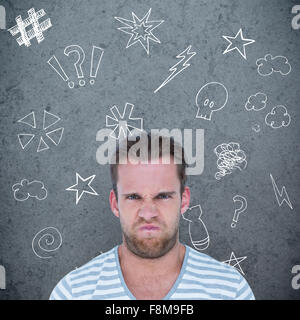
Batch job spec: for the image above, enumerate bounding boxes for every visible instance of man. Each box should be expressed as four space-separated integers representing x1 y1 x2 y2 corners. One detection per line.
50 132 255 300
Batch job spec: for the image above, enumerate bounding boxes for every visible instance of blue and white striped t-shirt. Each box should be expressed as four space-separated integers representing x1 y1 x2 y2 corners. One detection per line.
49 245 255 300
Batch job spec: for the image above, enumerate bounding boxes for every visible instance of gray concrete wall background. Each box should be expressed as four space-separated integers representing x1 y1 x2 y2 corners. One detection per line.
0 0 299 299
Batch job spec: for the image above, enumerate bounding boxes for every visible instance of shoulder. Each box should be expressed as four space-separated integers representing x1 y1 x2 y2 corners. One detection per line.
183 245 255 300
49 246 117 300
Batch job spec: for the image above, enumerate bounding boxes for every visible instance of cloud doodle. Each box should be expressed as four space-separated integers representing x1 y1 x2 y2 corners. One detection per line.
12 179 48 201
256 54 291 76
214 142 247 180
265 105 291 129
245 92 267 111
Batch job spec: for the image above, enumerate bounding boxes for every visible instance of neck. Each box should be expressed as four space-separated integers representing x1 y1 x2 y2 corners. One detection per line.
118 241 186 278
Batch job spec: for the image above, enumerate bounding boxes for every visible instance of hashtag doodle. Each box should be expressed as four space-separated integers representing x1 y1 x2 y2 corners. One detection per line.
8 7 52 47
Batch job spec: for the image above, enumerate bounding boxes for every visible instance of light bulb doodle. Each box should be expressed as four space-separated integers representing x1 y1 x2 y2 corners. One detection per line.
32 227 62 259
195 82 228 120
231 195 247 228
182 204 210 251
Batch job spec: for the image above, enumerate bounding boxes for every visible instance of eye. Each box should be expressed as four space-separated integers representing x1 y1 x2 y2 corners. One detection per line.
126 194 140 200
157 194 171 200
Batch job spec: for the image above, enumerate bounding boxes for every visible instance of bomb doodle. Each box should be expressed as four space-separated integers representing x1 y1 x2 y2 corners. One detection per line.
195 82 228 120
182 204 210 251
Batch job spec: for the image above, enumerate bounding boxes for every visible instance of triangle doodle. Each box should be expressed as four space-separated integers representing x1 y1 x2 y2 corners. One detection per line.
17 111 36 128
46 127 64 145
18 133 35 149
43 110 61 130
37 136 50 152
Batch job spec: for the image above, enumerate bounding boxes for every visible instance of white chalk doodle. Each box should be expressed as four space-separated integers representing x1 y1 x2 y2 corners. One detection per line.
32 227 62 259
222 28 255 60
66 173 99 204
256 54 291 76
43 110 60 130
17 110 64 152
265 105 291 129
195 82 228 120
89 46 105 85
12 179 47 201
17 133 35 149
222 252 247 275
154 45 196 93
252 124 261 133
214 142 247 180
0 265 5 290
17 111 36 128
245 92 267 112
182 204 210 251
37 136 50 152
64 45 86 87
106 103 143 140
47 45 104 88
232 195 247 228
270 174 293 210
115 8 164 55
8 8 52 47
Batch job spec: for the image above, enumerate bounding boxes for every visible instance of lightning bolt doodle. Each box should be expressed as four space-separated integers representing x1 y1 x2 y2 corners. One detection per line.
270 173 293 210
154 45 196 93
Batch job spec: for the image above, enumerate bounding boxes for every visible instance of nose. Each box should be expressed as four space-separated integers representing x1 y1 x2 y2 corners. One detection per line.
138 202 158 221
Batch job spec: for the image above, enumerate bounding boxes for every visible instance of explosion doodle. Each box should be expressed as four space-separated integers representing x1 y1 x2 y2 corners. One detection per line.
115 8 164 55
214 142 247 180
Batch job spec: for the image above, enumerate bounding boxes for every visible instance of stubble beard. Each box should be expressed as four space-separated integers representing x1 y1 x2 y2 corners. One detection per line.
121 214 180 259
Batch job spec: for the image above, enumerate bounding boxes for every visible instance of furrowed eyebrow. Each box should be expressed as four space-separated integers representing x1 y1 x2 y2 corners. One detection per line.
121 191 176 198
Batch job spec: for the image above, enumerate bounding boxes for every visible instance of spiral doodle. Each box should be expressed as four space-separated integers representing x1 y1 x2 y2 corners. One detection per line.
32 227 62 259
214 142 247 180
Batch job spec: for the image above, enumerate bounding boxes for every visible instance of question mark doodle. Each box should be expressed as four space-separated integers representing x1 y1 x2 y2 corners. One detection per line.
232 195 247 228
64 45 86 88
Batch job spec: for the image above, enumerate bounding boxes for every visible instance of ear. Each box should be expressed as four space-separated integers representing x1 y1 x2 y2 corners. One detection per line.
109 189 120 218
180 186 191 215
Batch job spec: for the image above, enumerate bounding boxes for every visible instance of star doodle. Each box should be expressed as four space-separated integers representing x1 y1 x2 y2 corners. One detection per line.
115 8 164 55
222 28 255 60
66 173 98 204
222 252 247 275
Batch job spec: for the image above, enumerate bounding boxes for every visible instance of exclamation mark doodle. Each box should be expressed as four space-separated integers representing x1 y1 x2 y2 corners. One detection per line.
47 55 72 88
0 5 5 30
90 46 104 85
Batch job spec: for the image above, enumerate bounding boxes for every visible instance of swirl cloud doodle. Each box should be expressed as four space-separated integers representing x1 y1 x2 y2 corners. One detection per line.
214 142 247 180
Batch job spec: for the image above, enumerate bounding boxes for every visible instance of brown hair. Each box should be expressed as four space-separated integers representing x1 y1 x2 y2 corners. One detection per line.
110 131 187 201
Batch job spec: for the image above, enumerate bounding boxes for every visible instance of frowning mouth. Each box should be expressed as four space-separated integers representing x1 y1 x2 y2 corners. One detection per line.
139 224 160 231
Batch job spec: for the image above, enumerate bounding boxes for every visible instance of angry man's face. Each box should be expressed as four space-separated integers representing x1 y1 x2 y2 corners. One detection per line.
110 156 190 259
